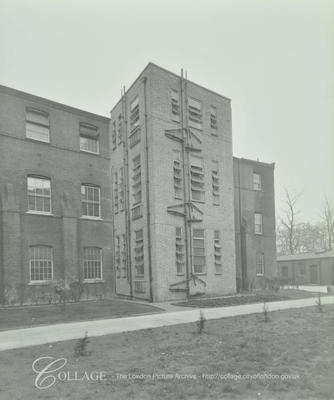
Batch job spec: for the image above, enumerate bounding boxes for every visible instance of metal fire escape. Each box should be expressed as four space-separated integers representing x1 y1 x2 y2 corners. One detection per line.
165 71 206 296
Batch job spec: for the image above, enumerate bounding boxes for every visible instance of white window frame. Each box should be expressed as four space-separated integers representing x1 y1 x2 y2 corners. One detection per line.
134 229 144 277
27 176 52 214
29 246 53 283
175 227 185 275
81 184 101 218
254 212 263 235
83 247 103 281
188 97 202 130
192 228 206 274
26 108 50 143
171 89 180 122
256 252 264 276
210 106 217 132
79 123 99 154
190 155 205 203
253 173 262 191
214 230 222 274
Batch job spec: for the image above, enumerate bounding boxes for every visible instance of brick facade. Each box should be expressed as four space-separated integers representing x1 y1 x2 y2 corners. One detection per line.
0 63 277 304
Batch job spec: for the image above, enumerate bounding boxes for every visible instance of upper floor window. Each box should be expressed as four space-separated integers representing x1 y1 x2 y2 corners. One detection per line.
27 176 52 213
256 253 264 276
212 160 220 205
253 173 262 191
210 106 217 131
83 247 102 280
112 120 117 150
173 150 183 199
171 90 180 122
190 155 205 202
132 155 142 205
193 228 205 274
117 114 123 144
188 98 202 130
130 97 140 131
79 123 99 154
254 212 263 235
134 229 144 277
29 246 53 282
26 108 50 143
81 184 101 218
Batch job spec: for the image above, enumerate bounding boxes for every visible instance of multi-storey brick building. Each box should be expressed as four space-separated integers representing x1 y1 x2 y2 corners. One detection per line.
233 157 277 291
0 63 277 304
0 85 113 305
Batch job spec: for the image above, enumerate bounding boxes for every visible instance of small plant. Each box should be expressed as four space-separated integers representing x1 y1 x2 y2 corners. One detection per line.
196 310 206 334
74 331 90 357
262 302 271 322
316 293 323 313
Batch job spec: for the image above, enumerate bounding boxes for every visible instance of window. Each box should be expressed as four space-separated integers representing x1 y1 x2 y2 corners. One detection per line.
121 234 127 278
256 253 264 276
253 173 262 191
27 176 52 213
175 227 185 274
83 247 102 280
29 246 53 282
26 108 50 143
134 229 144 277
210 106 217 131
114 172 118 214
171 90 180 122
254 213 263 234
188 98 202 130
112 121 117 150
282 265 289 279
115 235 121 278
129 97 141 148
81 184 101 218
132 155 142 205
173 150 183 199
79 123 99 154
190 155 205 202
299 263 306 275
193 228 205 274
119 167 124 211
214 231 222 274
117 114 123 144
212 161 220 205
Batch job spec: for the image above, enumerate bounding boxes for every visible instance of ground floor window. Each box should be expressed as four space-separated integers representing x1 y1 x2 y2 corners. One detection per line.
83 247 102 280
29 246 53 282
256 253 264 276
193 228 205 274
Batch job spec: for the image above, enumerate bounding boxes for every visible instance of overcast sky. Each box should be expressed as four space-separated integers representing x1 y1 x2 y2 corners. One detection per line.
1 0 333 223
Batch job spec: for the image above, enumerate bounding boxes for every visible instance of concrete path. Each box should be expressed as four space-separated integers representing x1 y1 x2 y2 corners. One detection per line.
1 295 333 351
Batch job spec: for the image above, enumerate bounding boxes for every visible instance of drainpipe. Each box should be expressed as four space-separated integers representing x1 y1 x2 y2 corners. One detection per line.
142 77 154 302
180 70 191 299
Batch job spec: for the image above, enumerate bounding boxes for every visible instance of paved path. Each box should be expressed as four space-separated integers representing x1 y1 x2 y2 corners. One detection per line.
1 295 333 351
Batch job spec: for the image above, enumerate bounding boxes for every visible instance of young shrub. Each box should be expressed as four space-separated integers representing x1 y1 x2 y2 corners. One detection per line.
74 331 90 357
263 302 271 322
316 293 323 313
197 310 206 334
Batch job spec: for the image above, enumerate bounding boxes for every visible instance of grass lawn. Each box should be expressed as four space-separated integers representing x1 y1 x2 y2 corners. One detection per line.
173 289 326 308
0 305 333 400
0 299 162 331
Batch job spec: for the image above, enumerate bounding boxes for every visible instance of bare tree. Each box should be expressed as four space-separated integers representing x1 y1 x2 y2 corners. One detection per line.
321 198 334 250
278 189 303 255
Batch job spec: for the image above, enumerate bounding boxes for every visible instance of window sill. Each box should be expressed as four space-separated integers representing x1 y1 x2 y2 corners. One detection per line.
256 274 264 277
28 281 53 286
193 272 207 276
255 232 263 236
26 211 54 217
80 149 100 156
26 137 50 145
80 216 103 221
176 273 185 277
83 279 105 284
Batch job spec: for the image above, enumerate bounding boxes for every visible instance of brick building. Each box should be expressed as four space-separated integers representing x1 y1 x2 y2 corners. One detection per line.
233 158 277 291
277 251 334 286
0 63 277 304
